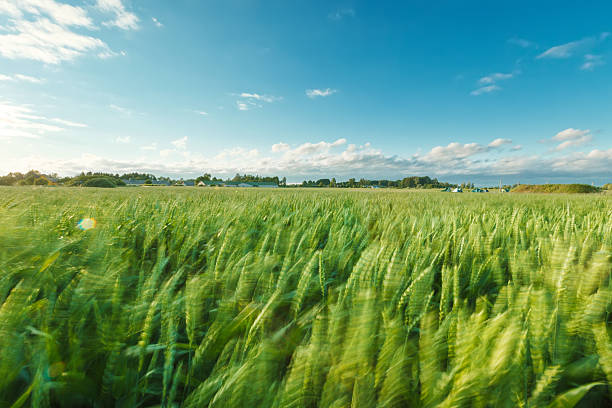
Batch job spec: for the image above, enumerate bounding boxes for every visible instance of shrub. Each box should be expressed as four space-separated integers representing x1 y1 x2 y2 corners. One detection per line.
82 177 116 188
34 177 50 185
511 183 599 193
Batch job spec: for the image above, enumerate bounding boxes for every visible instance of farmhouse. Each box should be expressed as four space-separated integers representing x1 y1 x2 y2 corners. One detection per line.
122 179 170 186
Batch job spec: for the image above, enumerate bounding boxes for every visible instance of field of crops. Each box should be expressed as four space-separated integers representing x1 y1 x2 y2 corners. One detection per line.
0 187 611 407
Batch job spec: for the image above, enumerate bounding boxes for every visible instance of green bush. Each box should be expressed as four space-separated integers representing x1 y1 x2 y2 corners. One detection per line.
82 177 116 188
512 183 599 193
66 174 125 187
34 177 50 186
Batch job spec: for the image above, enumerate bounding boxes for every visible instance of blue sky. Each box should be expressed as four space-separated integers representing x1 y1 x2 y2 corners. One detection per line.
1 0 611 184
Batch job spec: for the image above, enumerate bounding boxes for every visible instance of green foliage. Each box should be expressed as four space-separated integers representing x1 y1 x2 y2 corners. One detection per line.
300 175 455 188
231 173 280 184
0 188 610 407
82 178 117 188
0 171 56 186
66 173 125 187
512 184 600 193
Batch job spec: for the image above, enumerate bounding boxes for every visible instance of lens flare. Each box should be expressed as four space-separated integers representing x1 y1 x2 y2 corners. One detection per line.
77 218 97 231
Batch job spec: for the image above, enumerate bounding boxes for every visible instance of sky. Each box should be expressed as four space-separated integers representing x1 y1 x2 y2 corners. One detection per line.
0 0 611 184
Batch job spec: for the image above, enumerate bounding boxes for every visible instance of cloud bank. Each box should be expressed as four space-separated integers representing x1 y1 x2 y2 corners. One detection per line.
4 135 610 184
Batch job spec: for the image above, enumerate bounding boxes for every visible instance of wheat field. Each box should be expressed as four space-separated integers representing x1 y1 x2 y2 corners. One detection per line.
0 187 611 407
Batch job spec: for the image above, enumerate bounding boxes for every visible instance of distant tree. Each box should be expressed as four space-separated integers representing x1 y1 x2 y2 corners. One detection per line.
196 173 212 183
330 178 337 188
83 178 116 188
34 177 50 186
120 172 157 181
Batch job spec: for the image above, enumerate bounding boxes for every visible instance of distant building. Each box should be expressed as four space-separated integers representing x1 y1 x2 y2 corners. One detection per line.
197 180 278 188
123 179 145 186
198 180 225 187
123 179 170 186
247 181 278 188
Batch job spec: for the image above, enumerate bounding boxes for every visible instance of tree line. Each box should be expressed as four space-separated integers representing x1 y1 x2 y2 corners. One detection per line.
1 170 465 189
299 176 456 188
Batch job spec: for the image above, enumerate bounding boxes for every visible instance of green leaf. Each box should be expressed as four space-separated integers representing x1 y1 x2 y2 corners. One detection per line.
548 382 604 408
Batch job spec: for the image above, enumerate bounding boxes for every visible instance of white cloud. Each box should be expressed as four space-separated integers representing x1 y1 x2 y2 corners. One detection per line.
478 73 514 85
535 33 609 60
194 110 208 116
51 118 87 127
555 138 591 151
272 142 290 152
13 74 44 83
109 104 132 115
422 142 487 162
470 85 501 96
140 142 157 151
537 40 588 59
550 128 592 151
239 93 281 103
236 101 251 111
214 147 260 161
159 149 174 157
306 88 337 98
488 138 512 148
328 8 355 20
96 0 139 30
0 1 138 64
580 54 604 71
471 71 517 95
422 138 513 162
5 137 611 182
0 99 80 139
171 136 188 149
152 17 163 28
0 1 22 17
0 73 44 83
13 0 93 27
552 128 590 141
508 38 536 48
235 92 281 111
0 17 111 64
115 136 131 143
283 138 347 158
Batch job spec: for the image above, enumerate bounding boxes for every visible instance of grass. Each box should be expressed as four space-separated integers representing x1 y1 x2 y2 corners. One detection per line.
511 184 600 194
0 186 611 407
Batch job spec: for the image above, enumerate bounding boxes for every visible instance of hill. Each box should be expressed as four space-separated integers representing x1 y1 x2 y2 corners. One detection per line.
511 183 600 193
